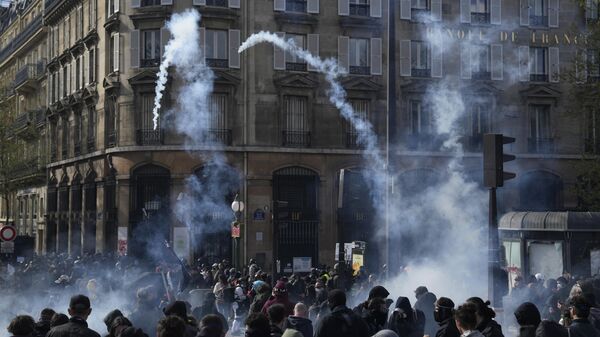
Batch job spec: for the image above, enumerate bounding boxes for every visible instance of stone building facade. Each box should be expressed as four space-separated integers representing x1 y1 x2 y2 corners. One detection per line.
0 0 597 273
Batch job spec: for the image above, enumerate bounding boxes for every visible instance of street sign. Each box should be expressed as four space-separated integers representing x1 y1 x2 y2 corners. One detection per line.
231 223 241 238
0 226 16 242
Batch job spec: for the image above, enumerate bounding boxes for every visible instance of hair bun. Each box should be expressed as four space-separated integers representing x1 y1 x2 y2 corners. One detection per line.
484 300 491 306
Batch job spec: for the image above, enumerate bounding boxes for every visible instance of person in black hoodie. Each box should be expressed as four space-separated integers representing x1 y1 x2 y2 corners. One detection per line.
34 308 55 337
466 297 504 337
285 303 313 337
513 302 541 337
415 286 438 337
314 289 370 337
387 296 425 337
434 297 460 337
362 297 388 335
353 285 391 317
162 301 198 337
567 295 600 337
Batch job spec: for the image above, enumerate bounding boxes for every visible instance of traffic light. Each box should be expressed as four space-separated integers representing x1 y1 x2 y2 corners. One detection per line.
483 134 516 188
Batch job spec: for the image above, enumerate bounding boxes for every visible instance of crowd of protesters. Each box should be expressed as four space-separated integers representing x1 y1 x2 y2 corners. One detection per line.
3 252 600 337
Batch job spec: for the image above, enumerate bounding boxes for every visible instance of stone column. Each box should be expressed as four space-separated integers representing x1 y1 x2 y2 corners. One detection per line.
95 181 105 253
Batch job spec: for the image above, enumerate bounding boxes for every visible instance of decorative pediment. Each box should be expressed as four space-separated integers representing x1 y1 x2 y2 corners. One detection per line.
520 84 561 105
103 74 121 94
213 70 241 86
341 77 383 92
128 69 161 86
399 80 431 93
462 82 502 96
274 73 319 89
129 6 171 26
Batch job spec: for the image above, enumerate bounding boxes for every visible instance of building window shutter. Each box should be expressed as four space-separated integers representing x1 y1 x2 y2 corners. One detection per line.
228 0 240 8
400 40 411 76
370 0 382 18
274 0 285 11
431 0 442 21
491 44 503 80
160 27 169 62
519 45 529 82
460 0 471 23
400 0 411 20
199 27 206 60
161 0 173 5
586 0 595 19
520 0 529 26
229 29 240 69
274 32 285 70
79 55 84 89
548 0 559 28
67 64 72 93
307 34 319 72
490 0 501 24
83 49 89 85
308 0 319 13
431 42 442 78
549 47 559 83
338 0 349 16
461 45 472 79
337 36 349 73
370 37 382 75
114 34 120 72
131 30 140 68
131 0 140 8
114 0 119 13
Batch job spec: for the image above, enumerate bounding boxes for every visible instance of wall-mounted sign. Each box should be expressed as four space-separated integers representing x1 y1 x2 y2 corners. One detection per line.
253 209 266 221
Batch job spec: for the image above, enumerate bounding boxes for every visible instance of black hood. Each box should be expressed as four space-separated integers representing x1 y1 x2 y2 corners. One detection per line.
287 316 312 330
514 302 541 327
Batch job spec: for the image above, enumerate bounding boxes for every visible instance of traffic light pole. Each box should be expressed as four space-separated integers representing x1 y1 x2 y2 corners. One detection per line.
488 186 501 308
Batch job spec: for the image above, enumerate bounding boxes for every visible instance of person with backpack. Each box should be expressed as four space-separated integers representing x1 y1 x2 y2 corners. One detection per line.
314 290 369 337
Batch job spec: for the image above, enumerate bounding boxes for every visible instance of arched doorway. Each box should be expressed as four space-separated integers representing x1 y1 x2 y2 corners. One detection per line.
519 171 563 211
337 168 378 272
273 167 319 275
190 164 240 265
129 164 171 259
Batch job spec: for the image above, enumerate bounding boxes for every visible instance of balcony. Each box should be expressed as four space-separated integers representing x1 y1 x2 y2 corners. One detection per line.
136 128 163 145
8 158 45 180
350 3 369 16
471 12 490 24
106 130 117 148
346 132 363 149
412 68 431 78
530 74 549 82
141 58 161 68
286 62 307 72
14 64 39 91
528 137 554 154
349 66 370 75
206 58 228 68
472 71 491 80
11 112 30 131
285 0 306 12
585 138 600 154
206 0 227 6
207 128 232 145
0 16 42 64
530 15 548 27
282 130 310 147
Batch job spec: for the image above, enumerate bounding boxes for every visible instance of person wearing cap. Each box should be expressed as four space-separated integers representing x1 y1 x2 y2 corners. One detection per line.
567 295 600 337
435 297 460 337
163 300 198 337
47 294 101 337
314 289 369 337
262 281 296 316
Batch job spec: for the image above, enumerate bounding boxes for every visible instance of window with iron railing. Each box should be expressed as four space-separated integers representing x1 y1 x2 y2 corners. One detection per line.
346 99 369 149
136 92 163 145
286 0 306 12
283 95 310 147
529 104 553 153
530 0 548 26
208 93 231 145
411 41 431 78
471 0 490 24
105 96 117 148
407 100 433 150
285 34 307 72
205 29 228 68
471 44 491 80
61 117 69 159
141 0 160 6
349 38 370 75
468 103 490 151
141 30 161 68
87 106 96 152
350 0 369 16
530 47 548 82
206 0 228 6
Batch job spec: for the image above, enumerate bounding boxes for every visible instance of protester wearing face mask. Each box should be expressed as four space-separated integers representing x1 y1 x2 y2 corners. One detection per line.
434 297 460 337
387 296 425 337
313 290 369 337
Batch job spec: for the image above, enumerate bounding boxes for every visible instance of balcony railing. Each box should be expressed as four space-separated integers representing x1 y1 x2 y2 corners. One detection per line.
12 112 30 130
282 130 311 147
530 15 548 27
286 62 307 72
585 138 600 154
286 0 306 12
530 74 549 82
346 132 363 149
8 158 45 179
14 64 38 88
349 66 370 75
141 58 161 67
141 0 160 6
36 59 47 76
350 3 369 16
136 128 164 145
106 130 117 148
0 16 42 64
208 128 232 145
412 68 431 78
528 137 554 153
471 12 490 24
472 71 491 80
206 58 229 68
206 0 228 6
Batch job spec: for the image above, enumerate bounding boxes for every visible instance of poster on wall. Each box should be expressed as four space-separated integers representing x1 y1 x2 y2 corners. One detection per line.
173 227 190 260
117 227 128 256
293 257 312 273
352 254 364 275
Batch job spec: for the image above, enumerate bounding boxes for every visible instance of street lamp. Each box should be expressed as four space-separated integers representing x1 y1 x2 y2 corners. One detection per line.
230 194 244 269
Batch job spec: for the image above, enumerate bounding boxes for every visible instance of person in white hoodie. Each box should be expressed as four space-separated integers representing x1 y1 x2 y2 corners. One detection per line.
455 303 485 337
